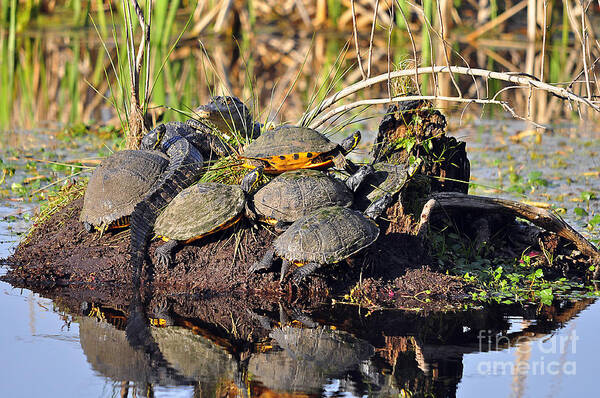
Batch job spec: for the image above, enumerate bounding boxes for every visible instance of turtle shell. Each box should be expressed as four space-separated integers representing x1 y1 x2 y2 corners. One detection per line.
274 206 379 264
241 126 338 171
80 150 169 227
253 169 352 223
366 162 411 202
154 182 245 241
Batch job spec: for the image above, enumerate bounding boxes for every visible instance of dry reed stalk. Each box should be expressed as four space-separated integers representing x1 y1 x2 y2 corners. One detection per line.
124 0 150 149
465 1 528 42
303 65 600 128
351 0 366 80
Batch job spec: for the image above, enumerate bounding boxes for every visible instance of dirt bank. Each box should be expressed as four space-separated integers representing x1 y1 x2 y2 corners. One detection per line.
3 197 470 311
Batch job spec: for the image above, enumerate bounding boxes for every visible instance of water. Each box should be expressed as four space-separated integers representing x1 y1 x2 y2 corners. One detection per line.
0 267 598 397
1 118 599 397
2 14 600 396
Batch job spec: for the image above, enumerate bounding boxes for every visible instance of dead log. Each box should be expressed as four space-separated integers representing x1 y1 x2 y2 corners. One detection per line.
418 192 600 262
373 100 470 194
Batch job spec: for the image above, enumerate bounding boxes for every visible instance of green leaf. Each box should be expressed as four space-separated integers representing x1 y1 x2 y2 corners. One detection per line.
580 191 596 201
539 288 554 306
534 268 543 278
574 207 588 218
588 214 600 227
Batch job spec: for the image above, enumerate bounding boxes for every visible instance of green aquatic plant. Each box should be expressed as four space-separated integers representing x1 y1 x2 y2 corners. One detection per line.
431 226 600 307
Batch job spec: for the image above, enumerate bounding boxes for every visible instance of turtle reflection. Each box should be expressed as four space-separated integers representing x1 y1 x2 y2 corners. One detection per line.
248 307 375 395
71 295 595 397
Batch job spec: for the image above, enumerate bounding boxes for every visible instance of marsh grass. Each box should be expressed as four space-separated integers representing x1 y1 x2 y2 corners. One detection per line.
23 177 87 243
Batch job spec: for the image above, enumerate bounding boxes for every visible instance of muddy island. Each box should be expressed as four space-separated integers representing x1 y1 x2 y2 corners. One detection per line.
3 100 599 311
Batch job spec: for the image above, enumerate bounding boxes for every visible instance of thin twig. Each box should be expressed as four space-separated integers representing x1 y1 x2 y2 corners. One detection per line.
580 0 593 99
301 65 600 126
540 1 548 83
366 0 380 78
351 0 366 80
436 0 462 97
394 0 421 95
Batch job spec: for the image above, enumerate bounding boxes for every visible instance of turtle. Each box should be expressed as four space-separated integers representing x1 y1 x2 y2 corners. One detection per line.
79 150 170 233
354 160 422 210
247 306 374 394
152 167 263 267
193 96 261 140
249 195 394 282
240 125 361 174
248 165 374 230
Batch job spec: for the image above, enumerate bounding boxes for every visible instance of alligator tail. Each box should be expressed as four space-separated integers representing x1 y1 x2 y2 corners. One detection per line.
129 139 204 282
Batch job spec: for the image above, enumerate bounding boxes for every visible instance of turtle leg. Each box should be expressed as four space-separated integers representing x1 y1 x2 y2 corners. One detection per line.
82 222 94 233
332 153 357 174
154 240 179 268
345 164 375 192
149 298 174 327
365 193 395 220
273 220 290 233
279 259 291 282
248 309 274 330
249 249 275 274
291 262 322 283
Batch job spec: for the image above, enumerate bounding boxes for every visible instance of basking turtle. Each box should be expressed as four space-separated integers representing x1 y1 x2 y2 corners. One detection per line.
152 168 262 267
249 166 374 229
80 150 170 233
193 96 260 139
354 160 421 210
250 196 393 282
240 125 360 174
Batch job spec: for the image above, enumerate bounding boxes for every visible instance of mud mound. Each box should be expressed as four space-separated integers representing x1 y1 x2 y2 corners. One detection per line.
3 198 470 310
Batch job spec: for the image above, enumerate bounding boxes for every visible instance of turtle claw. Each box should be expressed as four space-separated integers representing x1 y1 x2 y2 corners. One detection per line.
279 259 291 283
149 298 174 327
155 251 172 269
154 240 178 269
249 249 275 274
82 222 94 233
291 262 321 284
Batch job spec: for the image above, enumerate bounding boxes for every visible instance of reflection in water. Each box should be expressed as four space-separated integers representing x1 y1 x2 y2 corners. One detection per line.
249 325 374 395
68 289 596 397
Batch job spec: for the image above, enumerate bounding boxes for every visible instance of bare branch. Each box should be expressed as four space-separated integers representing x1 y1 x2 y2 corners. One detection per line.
301 65 600 126
366 0 380 78
351 0 366 80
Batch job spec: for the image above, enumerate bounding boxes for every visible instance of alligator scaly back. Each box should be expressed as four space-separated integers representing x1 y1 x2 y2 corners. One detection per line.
131 123 205 280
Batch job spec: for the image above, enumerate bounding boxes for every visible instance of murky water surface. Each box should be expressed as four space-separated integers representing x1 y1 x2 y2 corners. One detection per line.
0 272 598 397
1 118 599 397
1 18 599 396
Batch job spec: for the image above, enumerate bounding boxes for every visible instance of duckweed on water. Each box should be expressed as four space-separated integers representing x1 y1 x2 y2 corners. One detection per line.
431 228 600 308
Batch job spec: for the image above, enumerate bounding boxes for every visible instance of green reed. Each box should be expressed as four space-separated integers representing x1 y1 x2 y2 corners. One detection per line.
420 0 433 94
327 0 342 25
0 0 16 128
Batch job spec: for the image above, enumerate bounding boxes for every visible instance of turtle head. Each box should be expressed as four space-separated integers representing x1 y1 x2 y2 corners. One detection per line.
194 96 252 137
364 193 394 220
140 124 166 150
345 164 375 192
340 130 361 154
241 166 264 193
